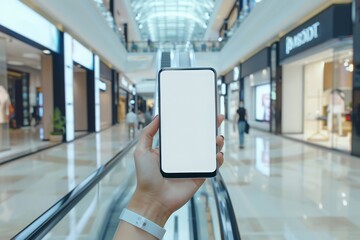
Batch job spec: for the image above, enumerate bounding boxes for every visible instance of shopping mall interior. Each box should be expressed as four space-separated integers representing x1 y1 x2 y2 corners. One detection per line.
1 0 360 239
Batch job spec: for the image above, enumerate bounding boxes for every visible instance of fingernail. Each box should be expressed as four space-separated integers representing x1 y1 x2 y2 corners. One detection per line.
152 115 158 120
220 135 224 140
220 151 224 156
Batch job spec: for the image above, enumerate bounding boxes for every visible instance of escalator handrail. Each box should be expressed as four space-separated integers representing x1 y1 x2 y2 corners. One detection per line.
12 139 138 240
211 173 241 240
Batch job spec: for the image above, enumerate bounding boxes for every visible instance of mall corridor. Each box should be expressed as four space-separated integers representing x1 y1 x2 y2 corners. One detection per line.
1 122 360 239
1 0 360 239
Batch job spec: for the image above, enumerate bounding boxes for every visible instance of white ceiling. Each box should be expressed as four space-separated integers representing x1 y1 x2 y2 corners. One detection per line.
0 32 42 70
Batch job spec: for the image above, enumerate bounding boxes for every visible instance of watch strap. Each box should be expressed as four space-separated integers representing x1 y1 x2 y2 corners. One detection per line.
119 208 166 239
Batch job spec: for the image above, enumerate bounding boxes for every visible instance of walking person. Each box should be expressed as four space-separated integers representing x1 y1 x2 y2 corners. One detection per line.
144 107 152 126
234 101 247 149
126 109 137 139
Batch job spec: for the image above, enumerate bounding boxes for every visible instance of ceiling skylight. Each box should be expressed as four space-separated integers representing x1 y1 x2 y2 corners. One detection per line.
130 0 215 42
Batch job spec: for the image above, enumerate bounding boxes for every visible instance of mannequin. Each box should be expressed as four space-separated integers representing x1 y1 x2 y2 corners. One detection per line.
0 85 10 124
0 85 10 151
327 89 345 135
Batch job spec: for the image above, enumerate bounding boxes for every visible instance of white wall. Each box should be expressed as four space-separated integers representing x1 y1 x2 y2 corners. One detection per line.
282 64 303 133
73 71 88 131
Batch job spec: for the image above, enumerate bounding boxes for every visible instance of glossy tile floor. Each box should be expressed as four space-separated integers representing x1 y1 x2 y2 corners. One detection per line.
0 123 134 239
0 126 56 164
220 122 360 239
1 121 360 239
285 131 351 152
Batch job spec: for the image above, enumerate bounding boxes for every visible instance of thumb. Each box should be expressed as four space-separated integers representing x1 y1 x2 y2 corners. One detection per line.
138 115 159 150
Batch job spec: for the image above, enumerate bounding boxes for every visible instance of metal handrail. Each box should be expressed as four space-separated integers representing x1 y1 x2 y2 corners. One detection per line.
212 174 241 240
12 140 138 240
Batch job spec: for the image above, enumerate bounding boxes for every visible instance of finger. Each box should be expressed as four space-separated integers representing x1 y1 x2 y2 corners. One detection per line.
217 114 225 128
216 135 224 151
216 152 224 167
138 116 159 150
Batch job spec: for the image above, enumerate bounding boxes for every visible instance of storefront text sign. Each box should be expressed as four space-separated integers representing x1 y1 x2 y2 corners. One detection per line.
286 22 320 55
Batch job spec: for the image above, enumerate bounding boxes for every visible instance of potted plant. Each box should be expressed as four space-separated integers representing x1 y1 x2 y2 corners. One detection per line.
50 107 65 142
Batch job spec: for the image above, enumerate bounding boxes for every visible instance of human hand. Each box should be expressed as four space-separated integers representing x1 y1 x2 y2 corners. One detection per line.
127 115 225 227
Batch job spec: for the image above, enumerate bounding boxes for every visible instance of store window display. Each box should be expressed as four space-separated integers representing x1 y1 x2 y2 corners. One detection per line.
327 89 345 134
0 85 11 151
302 47 353 151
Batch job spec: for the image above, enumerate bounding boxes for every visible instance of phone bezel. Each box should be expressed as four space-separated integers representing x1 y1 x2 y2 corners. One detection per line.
158 67 218 178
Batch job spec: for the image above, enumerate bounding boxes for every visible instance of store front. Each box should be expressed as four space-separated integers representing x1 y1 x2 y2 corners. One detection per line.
99 61 113 130
241 47 272 131
118 75 134 123
280 4 352 152
71 37 95 138
218 77 226 117
0 1 59 160
225 66 240 120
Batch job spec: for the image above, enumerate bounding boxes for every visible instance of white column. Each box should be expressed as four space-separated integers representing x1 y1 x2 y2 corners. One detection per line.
64 33 75 141
94 55 100 132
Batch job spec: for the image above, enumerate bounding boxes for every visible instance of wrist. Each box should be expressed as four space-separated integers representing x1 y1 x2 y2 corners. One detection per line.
128 190 171 227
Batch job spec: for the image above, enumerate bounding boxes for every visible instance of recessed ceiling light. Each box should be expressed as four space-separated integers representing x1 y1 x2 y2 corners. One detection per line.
43 49 51 55
7 60 24 66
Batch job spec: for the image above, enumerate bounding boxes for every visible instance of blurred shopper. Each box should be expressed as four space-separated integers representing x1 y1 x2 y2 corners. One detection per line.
144 107 152 126
113 115 225 240
234 101 247 149
126 109 137 139
137 110 145 130
131 41 138 52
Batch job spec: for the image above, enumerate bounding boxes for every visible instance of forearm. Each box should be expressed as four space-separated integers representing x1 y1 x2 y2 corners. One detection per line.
113 191 171 240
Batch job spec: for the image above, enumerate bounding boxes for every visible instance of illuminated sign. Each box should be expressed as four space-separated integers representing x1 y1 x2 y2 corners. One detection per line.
0 1 59 52
285 22 320 55
72 39 93 70
99 80 107 91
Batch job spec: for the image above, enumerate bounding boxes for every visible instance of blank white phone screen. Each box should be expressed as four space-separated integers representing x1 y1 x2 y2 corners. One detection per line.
160 69 217 173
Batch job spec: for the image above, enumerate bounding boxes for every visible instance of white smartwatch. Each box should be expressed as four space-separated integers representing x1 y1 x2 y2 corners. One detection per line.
119 208 166 239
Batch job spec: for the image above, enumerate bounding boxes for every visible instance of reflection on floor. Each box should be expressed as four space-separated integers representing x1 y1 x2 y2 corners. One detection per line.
220 121 360 239
0 123 134 239
285 130 351 152
0 127 55 164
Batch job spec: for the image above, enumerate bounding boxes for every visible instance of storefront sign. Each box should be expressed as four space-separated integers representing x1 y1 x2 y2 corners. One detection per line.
99 80 107 91
73 39 93 70
279 4 352 61
233 66 240 81
285 22 320 55
0 1 59 52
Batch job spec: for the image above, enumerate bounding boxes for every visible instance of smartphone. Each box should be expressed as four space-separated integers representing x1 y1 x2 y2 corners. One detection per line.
158 68 218 178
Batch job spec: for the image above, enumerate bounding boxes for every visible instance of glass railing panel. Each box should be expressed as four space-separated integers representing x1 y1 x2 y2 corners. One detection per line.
42 146 136 239
193 179 222 240
92 0 126 44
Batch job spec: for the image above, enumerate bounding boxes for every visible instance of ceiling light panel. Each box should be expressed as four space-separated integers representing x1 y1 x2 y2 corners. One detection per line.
130 0 215 42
